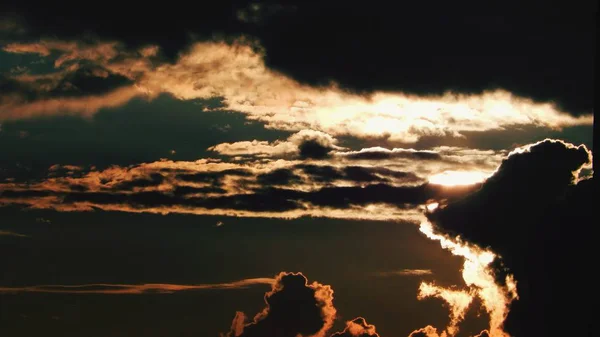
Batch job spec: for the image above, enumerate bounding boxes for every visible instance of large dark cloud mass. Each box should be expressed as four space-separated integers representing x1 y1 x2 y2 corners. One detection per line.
1 0 595 114
223 272 335 337
428 139 594 337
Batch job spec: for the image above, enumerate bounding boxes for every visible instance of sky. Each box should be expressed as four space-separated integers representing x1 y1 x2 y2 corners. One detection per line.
0 1 596 337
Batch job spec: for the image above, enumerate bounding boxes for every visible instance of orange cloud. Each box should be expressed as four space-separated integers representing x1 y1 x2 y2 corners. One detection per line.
417 282 474 336
0 85 147 120
417 219 517 337
0 278 275 294
331 317 380 337
0 230 29 238
378 269 433 277
2 39 592 141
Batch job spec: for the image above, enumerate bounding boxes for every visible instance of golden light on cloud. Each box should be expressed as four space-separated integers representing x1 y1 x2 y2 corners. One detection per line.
426 202 439 212
417 218 518 337
1 39 593 143
428 171 490 186
418 282 474 336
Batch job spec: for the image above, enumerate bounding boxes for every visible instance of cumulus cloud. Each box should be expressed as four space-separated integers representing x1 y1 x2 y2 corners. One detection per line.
222 272 336 337
426 139 594 337
2 39 592 142
208 130 344 158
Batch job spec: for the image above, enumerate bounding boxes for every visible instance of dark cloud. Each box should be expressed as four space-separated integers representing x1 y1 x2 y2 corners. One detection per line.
1 65 132 101
2 1 592 114
257 168 303 186
296 164 345 183
173 185 228 195
427 139 594 337
55 182 473 213
112 172 164 190
223 272 335 337
337 148 441 161
50 65 132 97
0 160 480 216
176 169 252 184
296 164 423 186
298 139 333 159
342 166 389 183
291 129 341 159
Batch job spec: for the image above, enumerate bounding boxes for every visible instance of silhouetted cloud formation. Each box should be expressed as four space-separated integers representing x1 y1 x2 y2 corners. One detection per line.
1 1 594 114
428 139 594 337
223 272 335 337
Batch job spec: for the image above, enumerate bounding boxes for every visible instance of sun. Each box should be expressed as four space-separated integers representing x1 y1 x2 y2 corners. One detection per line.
428 170 490 186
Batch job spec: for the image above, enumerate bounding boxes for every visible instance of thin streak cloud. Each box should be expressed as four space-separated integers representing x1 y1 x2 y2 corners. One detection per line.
0 278 275 294
0 230 29 238
377 269 433 277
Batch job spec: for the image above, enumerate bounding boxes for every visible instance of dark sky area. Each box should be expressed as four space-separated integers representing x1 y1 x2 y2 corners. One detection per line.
0 1 596 337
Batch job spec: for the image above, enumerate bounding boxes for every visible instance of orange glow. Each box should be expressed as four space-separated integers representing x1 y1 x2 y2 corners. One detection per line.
0 278 275 294
428 170 490 186
417 218 517 337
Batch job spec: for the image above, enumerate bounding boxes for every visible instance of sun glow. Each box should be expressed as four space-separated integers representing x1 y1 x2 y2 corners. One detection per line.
416 218 518 337
428 170 490 186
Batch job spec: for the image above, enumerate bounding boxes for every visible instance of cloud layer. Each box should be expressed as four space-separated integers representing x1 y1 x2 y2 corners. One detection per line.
1 39 592 144
427 139 594 336
0 137 501 220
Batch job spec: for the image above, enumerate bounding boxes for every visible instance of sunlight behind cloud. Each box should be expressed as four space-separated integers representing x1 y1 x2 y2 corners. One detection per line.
428 171 491 186
1 39 593 144
417 218 518 337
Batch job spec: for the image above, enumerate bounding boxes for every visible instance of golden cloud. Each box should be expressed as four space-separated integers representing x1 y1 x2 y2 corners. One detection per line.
2 39 592 142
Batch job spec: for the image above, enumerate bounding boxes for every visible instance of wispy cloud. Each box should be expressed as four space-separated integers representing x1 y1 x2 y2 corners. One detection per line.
0 278 275 294
378 269 433 277
0 230 29 238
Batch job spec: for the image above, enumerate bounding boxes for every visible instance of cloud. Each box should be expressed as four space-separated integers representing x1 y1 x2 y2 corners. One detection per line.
335 147 441 161
2 2 593 114
209 129 344 158
426 139 594 337
0 230 29 238
139 42 593 143
223 272 336 337
0 39 157 120
407 325 444 337
0 278 275 294
417 283 474 336
0 146 494 220
378 269 433 277
330 317 380 337
1 39 592 143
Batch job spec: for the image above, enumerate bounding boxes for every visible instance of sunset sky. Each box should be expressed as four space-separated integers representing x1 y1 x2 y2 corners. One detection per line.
0 2 596 337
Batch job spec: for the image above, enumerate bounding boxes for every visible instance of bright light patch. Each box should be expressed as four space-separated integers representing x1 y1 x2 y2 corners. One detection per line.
426 202 440 212
428 170 490 186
